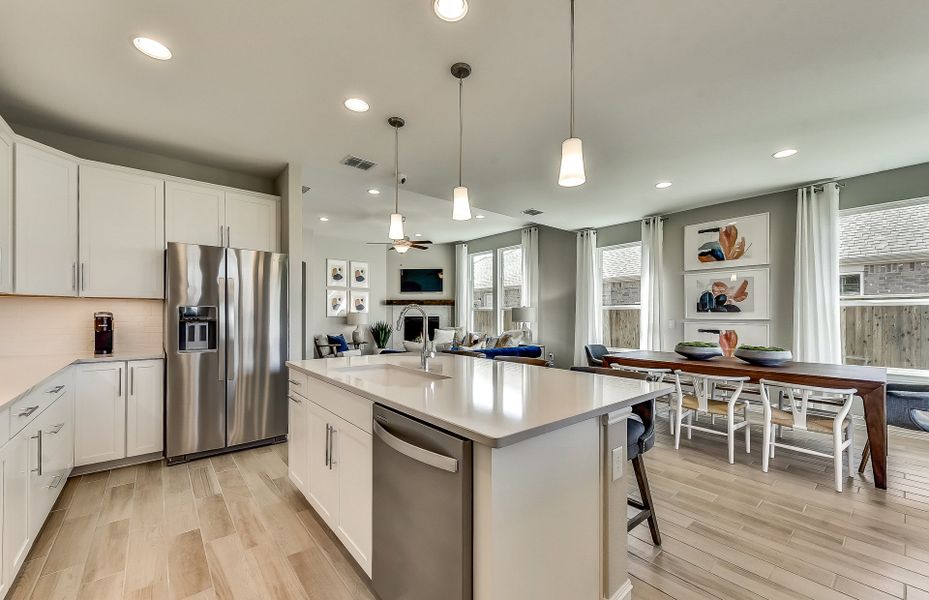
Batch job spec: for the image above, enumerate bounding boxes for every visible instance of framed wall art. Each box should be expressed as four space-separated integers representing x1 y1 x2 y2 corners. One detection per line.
683 321 771 357
683 212 769 271
350 261 369 288
350 290 370 313
326 289 347 317
684 267 770 320
327 259 347 287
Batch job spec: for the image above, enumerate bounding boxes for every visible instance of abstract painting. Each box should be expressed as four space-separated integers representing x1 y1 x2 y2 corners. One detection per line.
685 268 770 320
326 289 347 317
327 259 347 287
350 290 370 313
684 213 769 271
682 322 771 357
350 261 369 288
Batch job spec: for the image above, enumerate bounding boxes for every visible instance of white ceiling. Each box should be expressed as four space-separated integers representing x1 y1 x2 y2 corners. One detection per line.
3 0 929 235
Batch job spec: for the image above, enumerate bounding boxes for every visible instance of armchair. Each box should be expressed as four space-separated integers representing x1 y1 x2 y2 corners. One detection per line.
314 334 363 359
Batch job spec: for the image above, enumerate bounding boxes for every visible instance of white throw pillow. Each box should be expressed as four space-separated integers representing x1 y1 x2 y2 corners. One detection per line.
432 328 455 345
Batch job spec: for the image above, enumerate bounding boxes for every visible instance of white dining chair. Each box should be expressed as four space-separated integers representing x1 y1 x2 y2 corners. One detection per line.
611 364 676 433
673 371 751 464
758 379 857 492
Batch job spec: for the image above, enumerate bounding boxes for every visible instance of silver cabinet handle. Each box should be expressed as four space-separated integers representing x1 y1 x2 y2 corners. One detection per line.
374 422 459 473
49 474 63 489
48 423 65 435
130 367 134 396
81 263 86 291
325 424 331 467
46 385 65 394
31 430 43 476
288 395 301 404
118 367 122 396
328 427 336 470
220 225 224 247
17 406 39 418
226 226 231 248
288 379 301 386
72 263 76 290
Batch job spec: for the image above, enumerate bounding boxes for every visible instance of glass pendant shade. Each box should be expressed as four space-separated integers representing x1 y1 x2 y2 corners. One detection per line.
452 186 472 221
558 137 586 187
434 0 468 21
388 213 404 240
395 244 411 254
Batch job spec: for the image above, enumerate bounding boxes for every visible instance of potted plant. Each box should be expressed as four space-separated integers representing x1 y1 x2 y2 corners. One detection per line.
674 341 723 361
370 321 392 353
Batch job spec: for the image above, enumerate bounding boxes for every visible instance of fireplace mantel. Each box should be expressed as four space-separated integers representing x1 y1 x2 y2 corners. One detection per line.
383 299 455 306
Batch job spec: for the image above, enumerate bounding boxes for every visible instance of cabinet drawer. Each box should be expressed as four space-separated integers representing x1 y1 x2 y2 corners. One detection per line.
303 376 372 434
10 371 68 436
288 369 308 398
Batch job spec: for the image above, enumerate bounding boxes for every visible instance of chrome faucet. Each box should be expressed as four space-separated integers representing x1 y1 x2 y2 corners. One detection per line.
396 304 436 370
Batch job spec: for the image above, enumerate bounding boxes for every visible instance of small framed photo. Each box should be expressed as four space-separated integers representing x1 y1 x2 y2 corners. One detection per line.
350 290 370 313
350 261 369 288
327 259 347 287
327 289 347 317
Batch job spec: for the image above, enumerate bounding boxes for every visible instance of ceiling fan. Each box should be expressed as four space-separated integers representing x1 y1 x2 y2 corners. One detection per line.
367 237 434 253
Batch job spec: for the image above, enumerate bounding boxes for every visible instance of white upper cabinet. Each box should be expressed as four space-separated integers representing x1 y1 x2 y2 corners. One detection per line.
0 125 12 294
13 143 78 296
165 180 224 247
79 165 165 298
224 191 280 252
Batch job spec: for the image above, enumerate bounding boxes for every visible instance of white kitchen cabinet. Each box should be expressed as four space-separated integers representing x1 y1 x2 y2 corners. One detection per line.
0 125 12 294
165 180 225 247
13 142 78 296
224 191 280 252
306 399 340 525
287 393 309 493
74 362 126 466
79 165 165 298
126 359 164 457
1 431 30 590
333 418 373 573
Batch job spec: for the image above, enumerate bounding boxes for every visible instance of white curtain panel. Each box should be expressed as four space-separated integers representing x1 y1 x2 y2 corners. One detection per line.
574 229 603 366
640 216 665 351
455 243 471 329
793 184 842 363
521 226 540 333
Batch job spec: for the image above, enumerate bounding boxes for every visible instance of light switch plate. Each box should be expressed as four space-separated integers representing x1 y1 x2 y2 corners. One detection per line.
611 447 623 481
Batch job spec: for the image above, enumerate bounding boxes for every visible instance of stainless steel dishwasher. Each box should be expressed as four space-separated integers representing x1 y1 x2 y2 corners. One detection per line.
372 404 472 600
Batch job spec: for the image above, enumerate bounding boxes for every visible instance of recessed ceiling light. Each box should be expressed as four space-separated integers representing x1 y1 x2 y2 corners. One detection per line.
415 233 423 237
367 188 380 195
772 148 798 159
475 214 485 219
434 0 469 21
319 217 329 222
655 181 673 189
132 37 172 60
344 98 370 113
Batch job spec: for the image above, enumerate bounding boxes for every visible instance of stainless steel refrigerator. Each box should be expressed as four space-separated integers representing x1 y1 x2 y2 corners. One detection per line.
165 242 288 463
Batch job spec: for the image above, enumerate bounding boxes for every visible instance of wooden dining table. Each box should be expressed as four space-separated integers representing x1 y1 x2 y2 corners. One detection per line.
603 351 889 489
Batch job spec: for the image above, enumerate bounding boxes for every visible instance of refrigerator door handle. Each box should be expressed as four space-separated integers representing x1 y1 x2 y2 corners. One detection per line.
227 277 238 381
217 277 226 382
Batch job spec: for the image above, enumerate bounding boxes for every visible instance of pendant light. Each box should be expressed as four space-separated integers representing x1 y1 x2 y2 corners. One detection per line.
451 62 473 221
387 117 406 240
558 0 586 187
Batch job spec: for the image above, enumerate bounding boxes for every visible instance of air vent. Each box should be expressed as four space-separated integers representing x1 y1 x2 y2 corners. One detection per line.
340 155 377 171
522 208 544 216
301 186 311 194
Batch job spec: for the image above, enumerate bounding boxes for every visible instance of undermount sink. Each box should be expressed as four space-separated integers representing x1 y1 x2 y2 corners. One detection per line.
333 363 451 386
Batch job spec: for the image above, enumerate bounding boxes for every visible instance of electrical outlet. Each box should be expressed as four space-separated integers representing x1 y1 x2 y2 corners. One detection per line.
611 447 624 481
668 319 676 329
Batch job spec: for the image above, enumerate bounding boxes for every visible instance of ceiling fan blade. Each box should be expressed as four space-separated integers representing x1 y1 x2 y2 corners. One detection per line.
387 247 397 251
365 242 394 245
411 244 430 250
416 240 434 244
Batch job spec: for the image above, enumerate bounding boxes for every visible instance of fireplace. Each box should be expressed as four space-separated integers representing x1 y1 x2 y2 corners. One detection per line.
403 315 440 342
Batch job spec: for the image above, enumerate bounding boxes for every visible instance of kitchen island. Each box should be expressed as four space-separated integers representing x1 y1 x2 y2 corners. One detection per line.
286 353 672 600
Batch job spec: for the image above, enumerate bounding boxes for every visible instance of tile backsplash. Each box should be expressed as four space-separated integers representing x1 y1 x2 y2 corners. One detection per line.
0 296 163 357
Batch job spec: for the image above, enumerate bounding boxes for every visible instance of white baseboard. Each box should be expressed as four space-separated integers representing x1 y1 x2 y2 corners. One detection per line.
606 579 633 600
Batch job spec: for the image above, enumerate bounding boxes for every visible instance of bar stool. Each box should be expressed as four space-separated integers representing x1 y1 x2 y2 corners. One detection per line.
611 364 675 433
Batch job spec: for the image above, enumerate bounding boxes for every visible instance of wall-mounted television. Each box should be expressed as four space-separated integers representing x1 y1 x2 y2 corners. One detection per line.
400 268 444 293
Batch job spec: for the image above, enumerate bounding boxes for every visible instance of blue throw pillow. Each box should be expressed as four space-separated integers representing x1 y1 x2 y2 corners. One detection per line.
327 334 349 353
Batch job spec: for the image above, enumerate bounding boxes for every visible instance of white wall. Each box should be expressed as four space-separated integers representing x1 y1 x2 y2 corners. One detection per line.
385 243 456 301
303 230 389 357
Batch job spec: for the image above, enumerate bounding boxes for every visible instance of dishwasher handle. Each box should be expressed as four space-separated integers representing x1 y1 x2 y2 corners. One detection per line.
374 422 459 473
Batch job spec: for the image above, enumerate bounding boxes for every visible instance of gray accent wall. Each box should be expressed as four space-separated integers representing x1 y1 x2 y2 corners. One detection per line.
537 226 577 367
386 243 456 301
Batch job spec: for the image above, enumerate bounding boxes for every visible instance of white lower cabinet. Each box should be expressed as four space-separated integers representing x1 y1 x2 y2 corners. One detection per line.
1 430 29 594
74 359 164 467
287 394 308 493
289 369 372 576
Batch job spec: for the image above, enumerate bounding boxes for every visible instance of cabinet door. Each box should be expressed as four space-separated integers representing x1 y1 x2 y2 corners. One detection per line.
334 420 372 575
1 433 30 586
41 390 74 507
306 401 339 524
126 360 164 457
79 165 165 298
74 362 126 466
13 143 78 296
287 394 308 493
0 128 12 294
224 191 280 252
165 181 224 247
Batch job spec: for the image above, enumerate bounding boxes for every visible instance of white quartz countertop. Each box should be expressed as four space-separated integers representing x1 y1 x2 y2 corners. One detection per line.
0 350 164 410
287 354 673 447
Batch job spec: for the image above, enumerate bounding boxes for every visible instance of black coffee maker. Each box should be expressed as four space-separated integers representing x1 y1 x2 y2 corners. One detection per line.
94 312 114 355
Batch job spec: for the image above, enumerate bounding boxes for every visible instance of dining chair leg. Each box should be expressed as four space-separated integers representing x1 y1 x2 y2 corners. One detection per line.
727 419 735 464
629 455 661 546
846 421 855 478
769 424 776 458
858 442 871 474
744 405 751 454
674 409 683 450
762 418 771 473
833 434 844 492
686 413 693 440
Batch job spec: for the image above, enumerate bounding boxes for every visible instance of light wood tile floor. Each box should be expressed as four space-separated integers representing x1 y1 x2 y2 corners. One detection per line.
9 418 929 600
7 443 377 600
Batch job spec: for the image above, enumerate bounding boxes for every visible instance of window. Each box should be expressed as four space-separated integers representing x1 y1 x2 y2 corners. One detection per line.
499 246 523 331
599 242 641 349
839 198 929 372
470 251 494 335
